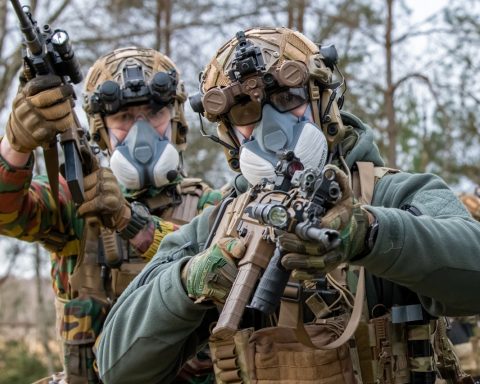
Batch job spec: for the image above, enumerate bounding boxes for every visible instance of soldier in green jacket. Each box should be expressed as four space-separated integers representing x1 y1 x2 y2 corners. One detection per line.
96 28 480 384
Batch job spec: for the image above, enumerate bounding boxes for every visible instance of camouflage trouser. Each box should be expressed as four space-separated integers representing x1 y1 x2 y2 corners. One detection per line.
61 295 108 384
54 297 67 365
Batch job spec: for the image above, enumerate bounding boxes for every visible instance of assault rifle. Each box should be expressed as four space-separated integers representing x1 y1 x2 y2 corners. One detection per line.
208 151 342 339
10 1 123 268
10 0 96 205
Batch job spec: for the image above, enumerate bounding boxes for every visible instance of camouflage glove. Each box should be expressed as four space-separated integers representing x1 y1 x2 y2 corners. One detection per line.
6 74 75 153
182 237 246 304
77 168 131 230
281 164 371 279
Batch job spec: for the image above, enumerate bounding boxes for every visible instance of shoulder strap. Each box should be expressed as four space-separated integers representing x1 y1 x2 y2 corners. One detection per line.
353 161 399 204
278 267 365 350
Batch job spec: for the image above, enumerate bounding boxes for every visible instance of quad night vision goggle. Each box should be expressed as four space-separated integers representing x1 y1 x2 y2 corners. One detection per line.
88 63 177 115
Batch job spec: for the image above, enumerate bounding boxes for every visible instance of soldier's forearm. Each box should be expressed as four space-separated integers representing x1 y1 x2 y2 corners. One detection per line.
0 136 31 168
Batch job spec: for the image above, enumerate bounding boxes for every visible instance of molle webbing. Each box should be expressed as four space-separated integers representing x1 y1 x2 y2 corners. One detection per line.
110 261 147 298
210 329 253 384
361 314 409 384
435 318 475 384
70 217 110 300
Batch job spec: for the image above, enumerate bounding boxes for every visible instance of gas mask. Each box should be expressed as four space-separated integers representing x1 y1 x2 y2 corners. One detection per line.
239 104 328 186
110 120 180 190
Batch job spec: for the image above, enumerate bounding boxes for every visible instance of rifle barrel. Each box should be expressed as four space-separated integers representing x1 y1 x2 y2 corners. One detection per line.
10 0 43 55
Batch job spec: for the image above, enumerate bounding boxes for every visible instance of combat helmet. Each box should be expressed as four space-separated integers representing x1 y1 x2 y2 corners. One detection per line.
83 46 188 154
190 27 345 171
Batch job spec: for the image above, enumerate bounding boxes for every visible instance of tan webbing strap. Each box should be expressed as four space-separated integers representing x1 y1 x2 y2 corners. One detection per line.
356 162 375 205
374 166 397 180
44 144 66 235
278 267 365 350
277 291 315 348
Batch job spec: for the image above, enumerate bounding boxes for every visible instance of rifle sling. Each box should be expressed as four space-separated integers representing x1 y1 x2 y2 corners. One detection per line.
44 145 59 204
278 266 365 350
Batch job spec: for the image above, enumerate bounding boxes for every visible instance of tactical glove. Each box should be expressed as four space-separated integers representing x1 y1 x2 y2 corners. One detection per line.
77 168 131 231
281 164 371 279
182 237 246 304
6 74 75 153
459 193 480 221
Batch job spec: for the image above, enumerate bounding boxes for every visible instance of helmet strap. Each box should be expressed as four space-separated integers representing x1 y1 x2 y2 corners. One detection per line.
308 78 321 130
92 114 113 155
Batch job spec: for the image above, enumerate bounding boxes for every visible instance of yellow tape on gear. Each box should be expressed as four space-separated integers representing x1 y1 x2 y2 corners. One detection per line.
141 226 164 260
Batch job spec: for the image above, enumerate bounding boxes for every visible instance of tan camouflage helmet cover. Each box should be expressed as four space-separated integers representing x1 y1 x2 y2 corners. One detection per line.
200 27 344 171
83 47 188 153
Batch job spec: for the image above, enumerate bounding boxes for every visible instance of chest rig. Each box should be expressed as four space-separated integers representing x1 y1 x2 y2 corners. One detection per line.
207 162 470 384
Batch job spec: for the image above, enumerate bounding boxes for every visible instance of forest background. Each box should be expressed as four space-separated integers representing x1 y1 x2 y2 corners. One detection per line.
0 0 478 382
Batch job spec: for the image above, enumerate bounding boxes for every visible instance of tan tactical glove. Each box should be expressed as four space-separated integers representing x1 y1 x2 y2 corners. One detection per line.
6 74 75 153
77 168 131 231
281 164 371 279
459 193 480 221
182 237 246 304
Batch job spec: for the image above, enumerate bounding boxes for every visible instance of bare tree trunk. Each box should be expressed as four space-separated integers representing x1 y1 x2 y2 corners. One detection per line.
155 0 162 51
384 0 397 167
296 0 306 33
0 241 20 287
164 0 171 56
287 0 294 29
154 0 172 55
287 0 307 32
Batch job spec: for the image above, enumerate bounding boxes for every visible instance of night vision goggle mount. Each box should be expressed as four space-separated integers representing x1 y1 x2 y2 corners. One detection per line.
88 63 177 115
228 30 265 81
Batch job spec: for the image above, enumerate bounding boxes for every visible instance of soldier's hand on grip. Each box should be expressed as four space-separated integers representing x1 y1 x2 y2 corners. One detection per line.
6 74 75 153
281 165 371 279
77 167 131 230
182 237 246 304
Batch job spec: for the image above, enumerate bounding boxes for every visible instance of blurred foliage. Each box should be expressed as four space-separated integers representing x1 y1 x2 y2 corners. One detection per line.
0 340 50 384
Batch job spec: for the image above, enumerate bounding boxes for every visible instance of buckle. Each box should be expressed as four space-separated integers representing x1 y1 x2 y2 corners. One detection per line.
282 282 302 302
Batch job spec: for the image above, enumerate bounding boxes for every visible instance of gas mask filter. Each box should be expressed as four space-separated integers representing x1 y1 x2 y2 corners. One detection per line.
110 120 179 190
239 104 328 186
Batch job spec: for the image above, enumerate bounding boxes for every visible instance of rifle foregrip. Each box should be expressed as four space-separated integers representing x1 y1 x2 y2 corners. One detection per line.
250 248 290 315
212 263 261 339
